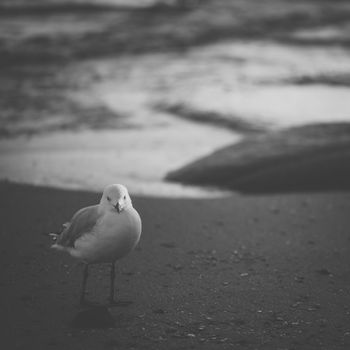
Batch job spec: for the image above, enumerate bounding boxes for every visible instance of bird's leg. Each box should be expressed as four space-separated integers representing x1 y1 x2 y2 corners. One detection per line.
108 263 133 307
80 264 89 306
109 262 116 304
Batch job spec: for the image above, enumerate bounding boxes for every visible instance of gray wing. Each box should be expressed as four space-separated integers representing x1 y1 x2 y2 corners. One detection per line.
56 205 101 247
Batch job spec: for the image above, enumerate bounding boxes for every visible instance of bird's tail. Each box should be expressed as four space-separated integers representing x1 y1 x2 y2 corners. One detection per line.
46 222 70 247
51 243 66 251
48 233 58 241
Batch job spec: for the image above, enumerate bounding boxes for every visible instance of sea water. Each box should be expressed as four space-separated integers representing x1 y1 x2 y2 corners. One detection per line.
0 0 349 197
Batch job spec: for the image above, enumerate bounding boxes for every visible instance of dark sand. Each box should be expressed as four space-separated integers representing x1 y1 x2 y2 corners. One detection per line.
1 182 350 349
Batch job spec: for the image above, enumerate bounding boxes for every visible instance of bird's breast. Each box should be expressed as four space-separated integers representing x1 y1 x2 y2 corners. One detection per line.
99 208 141 239
74 208 141 263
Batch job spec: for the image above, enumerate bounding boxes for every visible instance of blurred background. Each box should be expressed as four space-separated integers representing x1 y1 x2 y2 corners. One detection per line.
0 0 350 196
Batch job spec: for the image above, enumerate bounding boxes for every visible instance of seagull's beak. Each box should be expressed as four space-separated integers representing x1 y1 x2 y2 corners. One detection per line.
115 200 123 213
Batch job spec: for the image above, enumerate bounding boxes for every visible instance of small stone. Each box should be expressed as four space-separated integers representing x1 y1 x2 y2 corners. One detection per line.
161 242 176 248
153 308 165 314
315 268 331 276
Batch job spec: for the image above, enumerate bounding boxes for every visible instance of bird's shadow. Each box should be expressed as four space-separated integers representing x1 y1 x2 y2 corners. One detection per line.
71 301 133 329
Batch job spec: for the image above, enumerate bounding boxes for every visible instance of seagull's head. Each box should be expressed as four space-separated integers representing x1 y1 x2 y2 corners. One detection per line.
100 184 132 213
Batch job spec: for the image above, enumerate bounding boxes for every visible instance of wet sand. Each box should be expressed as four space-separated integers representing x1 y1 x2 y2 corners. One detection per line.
1 181 350 349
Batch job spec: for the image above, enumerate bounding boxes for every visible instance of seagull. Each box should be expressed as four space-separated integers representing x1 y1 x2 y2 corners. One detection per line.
51 184 142 305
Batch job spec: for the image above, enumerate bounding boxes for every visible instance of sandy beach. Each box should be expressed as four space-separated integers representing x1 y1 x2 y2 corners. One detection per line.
1 181 350 349
1 1 350 348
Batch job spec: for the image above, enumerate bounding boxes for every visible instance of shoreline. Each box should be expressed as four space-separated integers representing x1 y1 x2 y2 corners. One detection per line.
2 122 350 198
0 125 237 198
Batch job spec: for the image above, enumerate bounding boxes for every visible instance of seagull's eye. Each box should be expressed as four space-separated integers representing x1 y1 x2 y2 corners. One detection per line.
107 196 111 201
123 195 126 200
